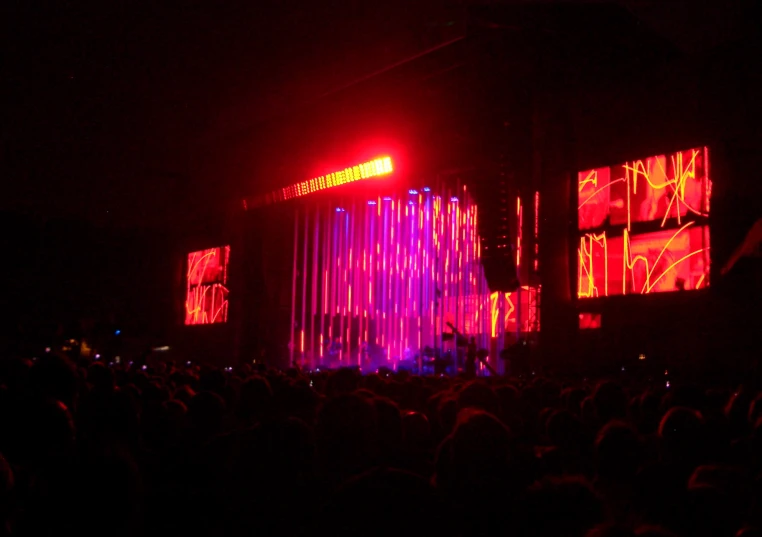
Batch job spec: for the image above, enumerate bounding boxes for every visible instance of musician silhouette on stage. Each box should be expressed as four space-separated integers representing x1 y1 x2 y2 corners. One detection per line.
465 336 477 378
325 338 342 364
501 338 531 377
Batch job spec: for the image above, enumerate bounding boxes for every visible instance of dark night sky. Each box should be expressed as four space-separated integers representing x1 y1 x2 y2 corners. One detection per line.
4 0 467 229
3 0 751 230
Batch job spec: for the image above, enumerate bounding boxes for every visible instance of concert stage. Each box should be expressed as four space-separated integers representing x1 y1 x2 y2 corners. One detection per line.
285 171 539 375
176 143 742 376
177 153 540 374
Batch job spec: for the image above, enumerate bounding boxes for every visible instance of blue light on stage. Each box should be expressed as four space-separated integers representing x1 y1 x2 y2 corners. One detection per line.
287 189 517 371
422 187 431 192
408 189 418 195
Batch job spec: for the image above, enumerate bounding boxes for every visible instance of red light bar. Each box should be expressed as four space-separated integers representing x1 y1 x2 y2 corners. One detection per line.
282 156 393 201
246 156 394 208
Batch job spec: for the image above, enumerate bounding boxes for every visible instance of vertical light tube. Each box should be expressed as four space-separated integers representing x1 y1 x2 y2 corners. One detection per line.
441 195 446 356
426 194 432 350
290 209 299 367
418 197 424 371
387 200 392 359
393 201 400 361
301 205 309 365
516 195 522 340
425 193 433 351
516 196 522 268
467 201 473 345
456 187 463 338
346 204 353 365
462 189 467 336
360 202 367 365
354 203 360 366
311 207 320 369
381 201 389 350
339 208 346 364
431 192 437 352
498 292 505 363
405 203 410 357
405 202 411 357
370 200 377 345
321 202 330 361
330 209 338 355
454 196 459 339
386 198 391 367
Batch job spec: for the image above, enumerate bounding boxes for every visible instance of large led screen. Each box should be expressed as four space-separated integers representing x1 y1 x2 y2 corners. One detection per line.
185 246 230 325
577 147 711 298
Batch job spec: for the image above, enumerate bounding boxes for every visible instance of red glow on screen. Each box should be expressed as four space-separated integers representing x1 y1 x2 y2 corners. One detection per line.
577 147 711 299
490 286 540 336
578 225 709 298
578 147 710 230
578 167 612 230
578 232 609 298
185 246 230 325
516 197 522 267
579 313 601 329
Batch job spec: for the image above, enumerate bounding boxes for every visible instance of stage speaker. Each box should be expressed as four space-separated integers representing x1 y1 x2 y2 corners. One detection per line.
468 90 531 295
475 164 518 293
481 256 519 293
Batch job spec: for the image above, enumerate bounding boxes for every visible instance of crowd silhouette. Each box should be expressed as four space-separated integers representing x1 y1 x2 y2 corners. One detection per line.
1 353 761 537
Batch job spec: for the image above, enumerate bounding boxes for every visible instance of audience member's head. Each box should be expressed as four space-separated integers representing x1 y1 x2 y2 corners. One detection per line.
238 375 273 423
524 476 604 537
593 381 629 425
547 409 587 454
446 409 514 499
402 410 431 452
659 406 706 468
595 421 643 484
374 396 402 460
4 351 762 537
87 362 115 392
457 381 500 416
315 393 377 480
28 354 78 409
187 390 226 441
315 468 448 536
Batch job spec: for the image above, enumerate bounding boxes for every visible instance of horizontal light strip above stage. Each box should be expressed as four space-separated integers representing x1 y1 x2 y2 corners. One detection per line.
244 156 394 209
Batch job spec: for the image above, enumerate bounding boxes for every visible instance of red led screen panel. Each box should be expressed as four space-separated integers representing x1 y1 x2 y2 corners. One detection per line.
578 232 610 298
489 286 540 336
577 146 711 299
578 167 612 230
578 225 710 298
578 147 710 230
185 246 230 325
579 313 601 330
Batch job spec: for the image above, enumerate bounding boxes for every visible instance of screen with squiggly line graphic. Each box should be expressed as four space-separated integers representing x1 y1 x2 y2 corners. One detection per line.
577 147 711 298
185 246 230 325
